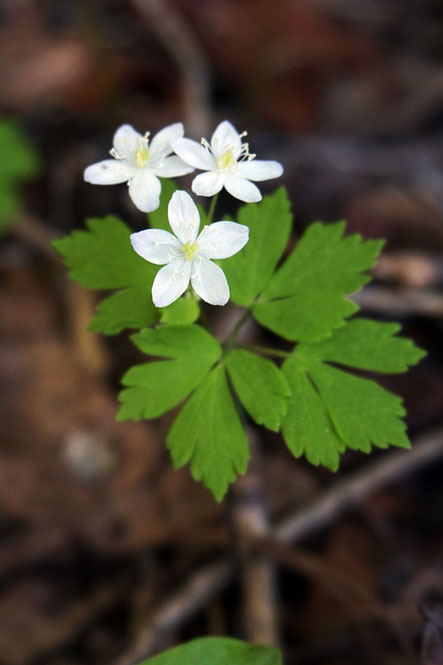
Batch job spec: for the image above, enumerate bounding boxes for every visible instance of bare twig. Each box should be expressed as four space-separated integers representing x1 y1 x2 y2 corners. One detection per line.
231 431 279 646
375 251 443 289
353 285 443 318
131 0 211 137
116 560 232 665
276 428 443 543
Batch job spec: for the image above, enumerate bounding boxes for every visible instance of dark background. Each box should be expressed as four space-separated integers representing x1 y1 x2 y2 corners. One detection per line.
1 1 443 664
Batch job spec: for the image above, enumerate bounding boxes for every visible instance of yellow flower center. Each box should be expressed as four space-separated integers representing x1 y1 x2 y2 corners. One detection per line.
217 149 235 170
135 142 149 167
182 240 198 260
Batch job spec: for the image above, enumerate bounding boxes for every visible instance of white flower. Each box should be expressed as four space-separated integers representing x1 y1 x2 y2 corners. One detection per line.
130 190 249 307
84 123 194 213
171 120 283 203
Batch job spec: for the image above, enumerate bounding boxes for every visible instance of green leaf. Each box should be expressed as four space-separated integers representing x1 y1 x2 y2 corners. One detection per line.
221 187 292 306
53 216 154 288
225 349 290 431
0 186 17 230
305 362 410 452
160 293 200 325
281 358 344 470
253 221 384 342
281 318 425 466
297 317 427 372
118 324 221 421
167 363 249 501
88 287 157 334
142 637 282 665
0 118 40 232
53 215 158 334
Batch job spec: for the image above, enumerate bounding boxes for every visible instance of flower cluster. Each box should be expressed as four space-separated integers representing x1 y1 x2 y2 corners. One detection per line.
84 120 283 307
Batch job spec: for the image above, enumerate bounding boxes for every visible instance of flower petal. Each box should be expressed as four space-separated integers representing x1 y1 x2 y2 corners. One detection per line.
128 170 161 212
236 159 283 181
113 124 141 163
197 222 249 259
152 258 192 307
153 156 195 177
150 122 184 155
191 171 225 197
171 138 215 170
168 190 200 244
130 229 182 265
224 173 262 202
191 257 229 306
84 159 135 184
210 120 241 157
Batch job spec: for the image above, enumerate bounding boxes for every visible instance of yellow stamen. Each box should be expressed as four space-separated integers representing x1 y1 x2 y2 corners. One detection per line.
182 240 199 260
217 148 235 170
135 141 149 167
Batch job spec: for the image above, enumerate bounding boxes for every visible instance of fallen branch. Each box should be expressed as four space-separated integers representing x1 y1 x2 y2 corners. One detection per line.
119 429 443 664
276 427 443 543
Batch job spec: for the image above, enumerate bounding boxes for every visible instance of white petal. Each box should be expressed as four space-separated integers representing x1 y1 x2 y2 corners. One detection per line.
236 159 283 181
150 122 184 155
152 259 192 307
191 257 229 306
113 124 141 163
168 190 200 244
130 229 182 265
84 159 135 184
211 120 241 157
191 171 225 197
197 222 249 259
128 170 161 212
153 156 195 177
171 138 215 170
224 173 262 202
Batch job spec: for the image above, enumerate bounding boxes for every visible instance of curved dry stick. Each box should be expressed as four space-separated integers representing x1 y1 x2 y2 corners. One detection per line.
131 0 211 137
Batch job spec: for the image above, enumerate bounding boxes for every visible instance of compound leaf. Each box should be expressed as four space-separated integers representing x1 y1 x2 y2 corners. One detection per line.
282 359 344 470
167 363 249 501
88 287 157 334
225 349 290 432
53 215 154 288
117 324 221 421
306 362 409 452
221 187 292 306
53 215 158 333
298 317 426 372
254 221 384 342
282 317 425 466
142 637 282 665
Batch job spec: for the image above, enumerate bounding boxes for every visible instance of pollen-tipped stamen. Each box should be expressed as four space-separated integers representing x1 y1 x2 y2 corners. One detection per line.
182 240 199 260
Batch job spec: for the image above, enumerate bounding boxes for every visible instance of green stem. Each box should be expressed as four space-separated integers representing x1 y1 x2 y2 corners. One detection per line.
224 308 252 347
206 192 219 225
238 344 290 359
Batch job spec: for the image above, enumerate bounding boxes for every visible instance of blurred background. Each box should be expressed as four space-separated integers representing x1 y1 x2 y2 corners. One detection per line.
1 1 443 664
